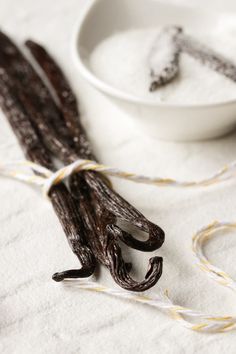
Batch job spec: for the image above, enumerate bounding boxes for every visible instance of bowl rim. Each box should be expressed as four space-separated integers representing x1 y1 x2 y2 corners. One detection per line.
72 0 236 110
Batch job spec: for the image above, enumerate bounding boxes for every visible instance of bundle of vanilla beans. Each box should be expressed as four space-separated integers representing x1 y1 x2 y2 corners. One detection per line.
0 31 166 292
149 25 236 91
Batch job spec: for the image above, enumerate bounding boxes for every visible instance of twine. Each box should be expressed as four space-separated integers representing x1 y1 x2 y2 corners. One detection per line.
1 158 236 197
1 158 236 332
63 221 236 333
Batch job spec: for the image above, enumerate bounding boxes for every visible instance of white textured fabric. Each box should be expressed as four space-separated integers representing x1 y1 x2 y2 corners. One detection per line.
1 0 236 353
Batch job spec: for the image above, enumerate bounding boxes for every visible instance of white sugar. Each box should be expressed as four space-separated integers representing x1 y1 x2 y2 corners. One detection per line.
89 22 236 105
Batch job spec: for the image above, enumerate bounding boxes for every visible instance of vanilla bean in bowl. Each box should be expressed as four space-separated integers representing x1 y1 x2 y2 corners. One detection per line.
149 25 236 87
149 25 236 92
0 31 165 292
176 32 236 83
149 26 182 92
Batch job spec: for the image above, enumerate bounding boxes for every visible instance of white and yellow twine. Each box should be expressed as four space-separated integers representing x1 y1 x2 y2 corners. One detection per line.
1 158 236 333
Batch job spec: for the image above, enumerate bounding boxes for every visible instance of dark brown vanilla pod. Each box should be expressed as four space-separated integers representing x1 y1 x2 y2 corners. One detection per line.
25 40 165 251
25 40 165 291
0 31 77 164
70 173 163 291
25 39 95 161
176 32 236 83
0 69 96 281
149 26 182 92
0 30 164 291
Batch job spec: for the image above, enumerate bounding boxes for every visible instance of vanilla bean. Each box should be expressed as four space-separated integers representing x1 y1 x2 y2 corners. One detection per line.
25 40 94 161
177 32 236 82
0 30 165 291
25 41 166 253
26 40 165 249
0 31 76 163
149 26 182 92
25 40 165 291
0 69 96 281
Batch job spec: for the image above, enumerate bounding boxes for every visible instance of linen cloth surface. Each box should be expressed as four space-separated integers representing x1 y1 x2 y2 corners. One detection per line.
0 0 236 353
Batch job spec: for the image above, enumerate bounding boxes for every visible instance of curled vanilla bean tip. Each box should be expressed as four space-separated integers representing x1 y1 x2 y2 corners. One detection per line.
108 245 163 292
84 175 165 252
107 223 164 252
149 25 182 91
145 256 162 279
52 266 95 282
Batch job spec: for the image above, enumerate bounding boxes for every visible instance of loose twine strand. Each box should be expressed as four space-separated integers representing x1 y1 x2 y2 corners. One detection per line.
1 158 236 333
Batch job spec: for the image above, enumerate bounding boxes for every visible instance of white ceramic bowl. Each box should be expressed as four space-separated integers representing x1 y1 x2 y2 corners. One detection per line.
72 0 236 141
